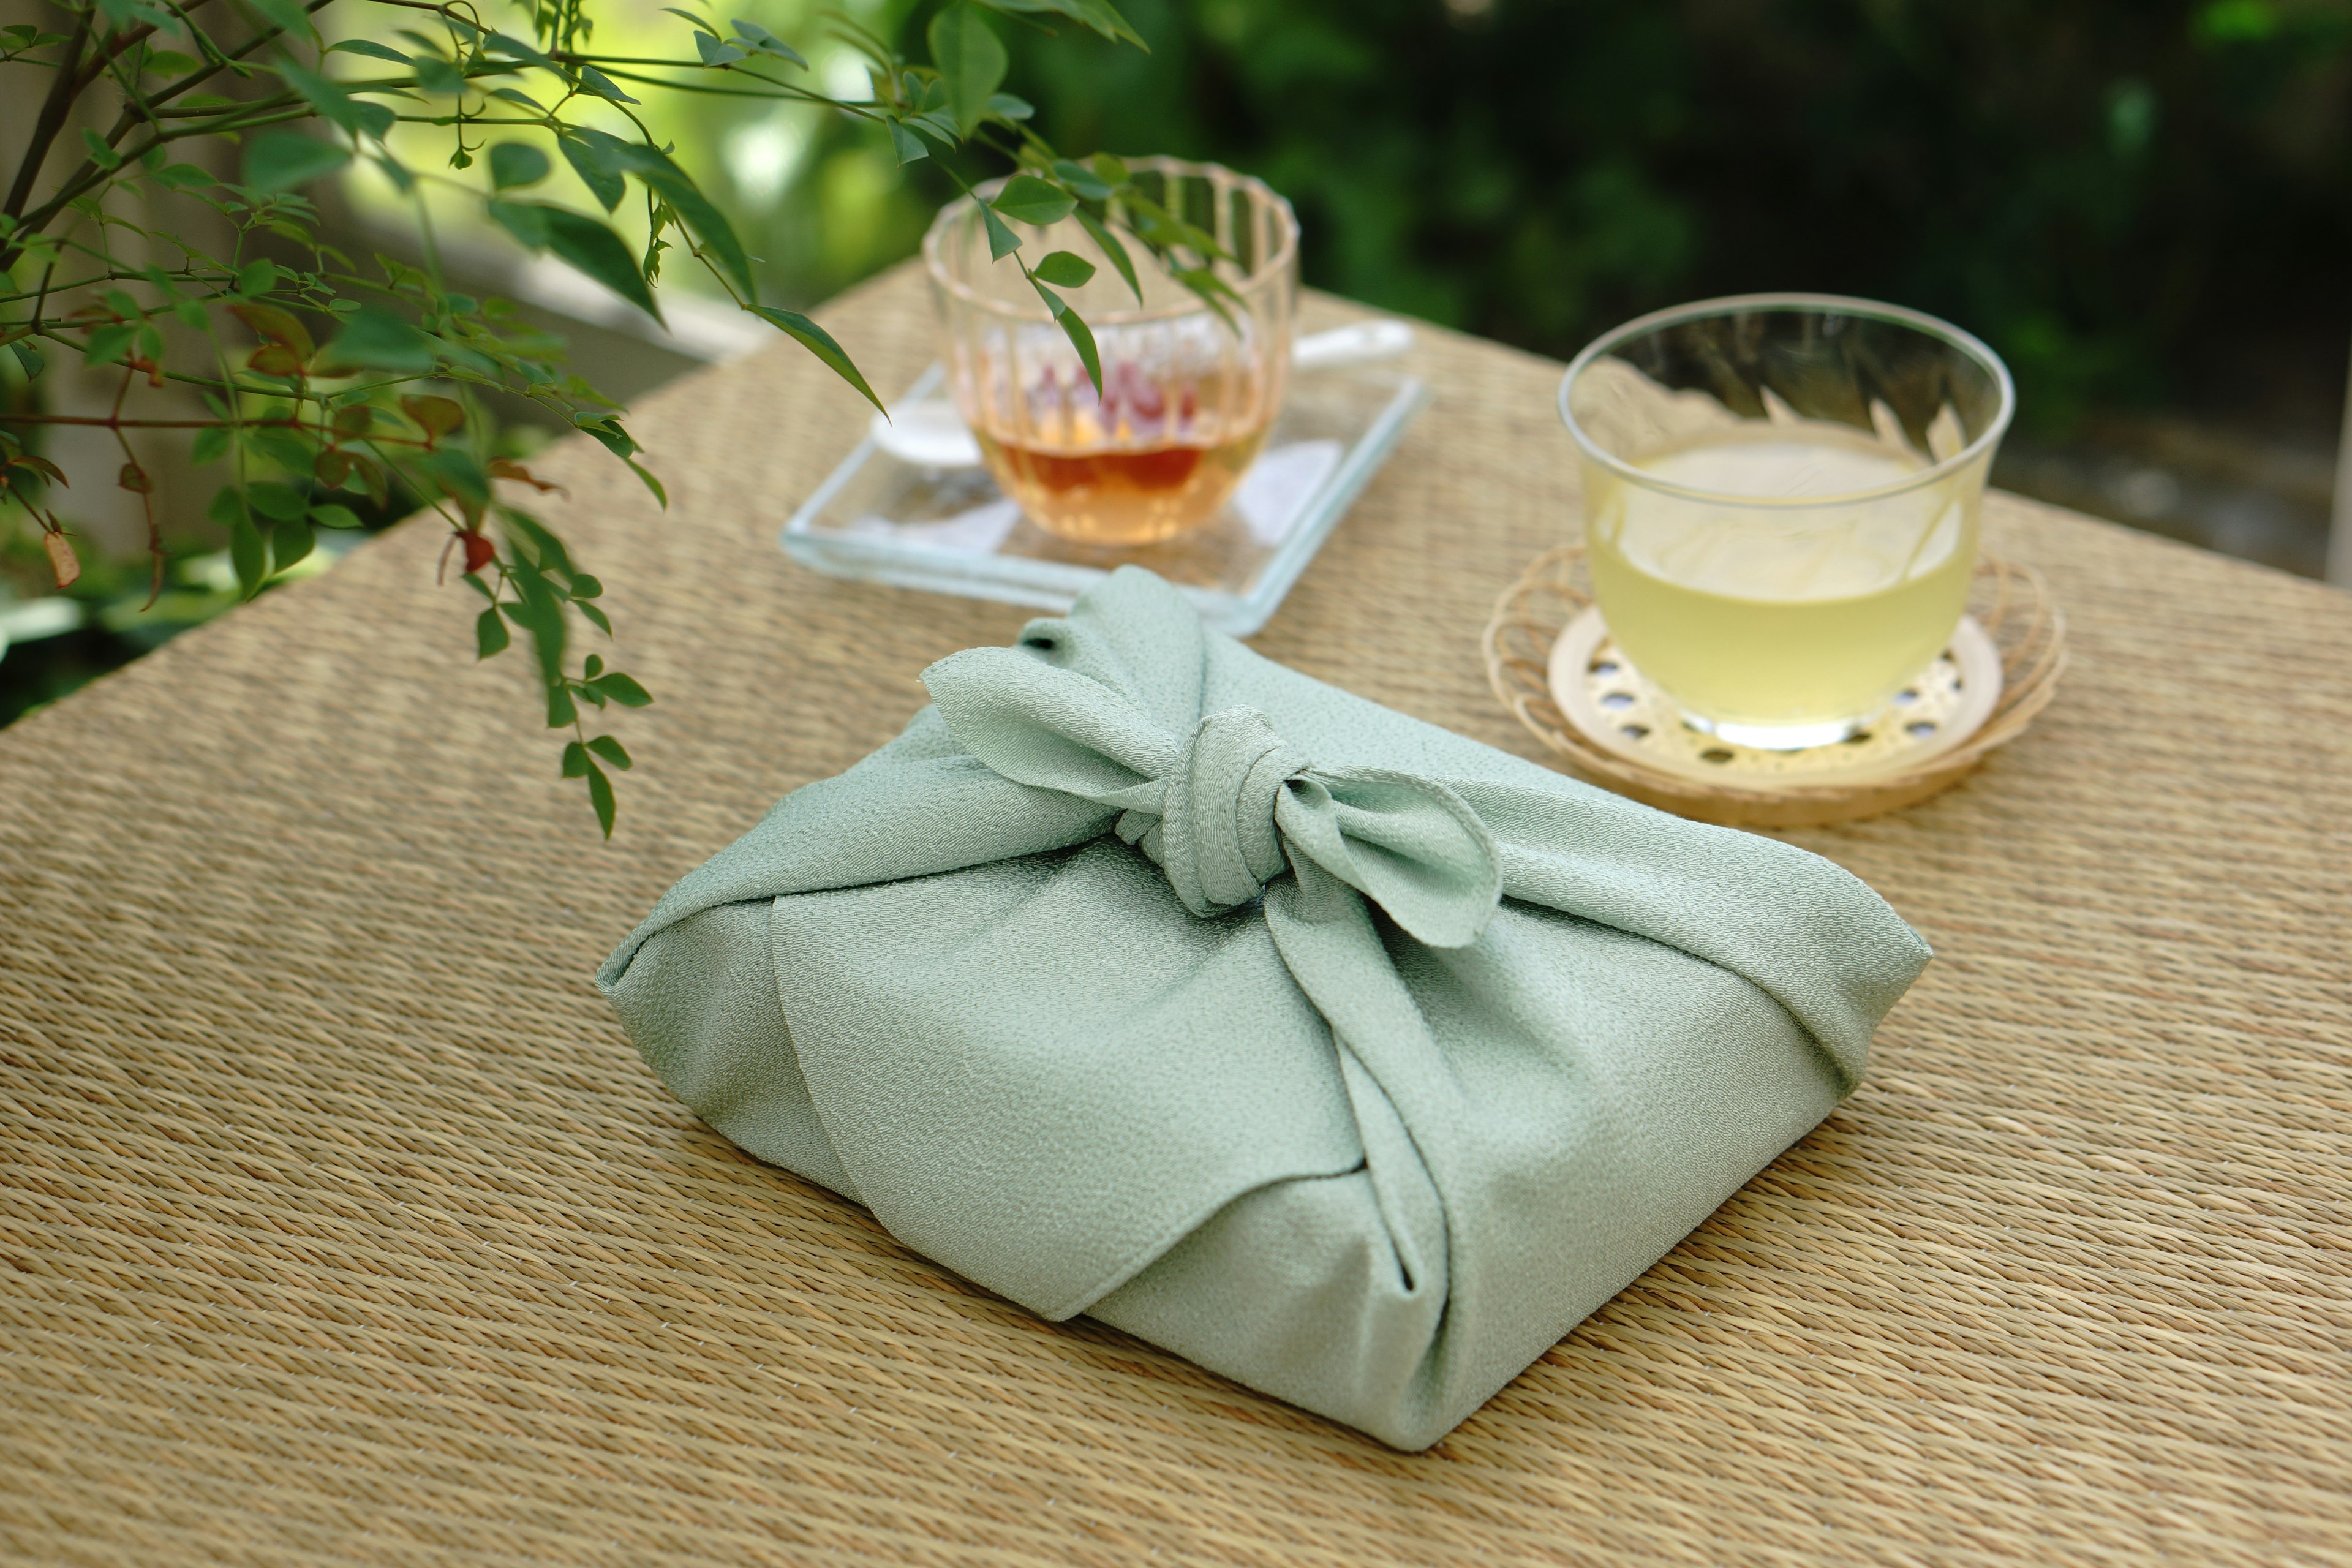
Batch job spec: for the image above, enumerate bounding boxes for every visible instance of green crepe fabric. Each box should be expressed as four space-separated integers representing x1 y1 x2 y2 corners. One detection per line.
598 566 1931 1450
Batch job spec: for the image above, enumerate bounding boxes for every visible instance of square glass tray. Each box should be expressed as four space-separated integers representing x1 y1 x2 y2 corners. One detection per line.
781 361 1427 635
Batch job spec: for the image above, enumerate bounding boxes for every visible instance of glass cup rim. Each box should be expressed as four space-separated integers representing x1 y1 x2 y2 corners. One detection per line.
921 155 1299 328
1556 292 2018 507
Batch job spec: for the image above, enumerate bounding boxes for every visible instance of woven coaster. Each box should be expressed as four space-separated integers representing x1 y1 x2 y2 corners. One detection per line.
1483 546 2066 827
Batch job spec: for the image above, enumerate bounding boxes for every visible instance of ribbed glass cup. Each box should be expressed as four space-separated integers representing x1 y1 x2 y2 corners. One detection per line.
1559 294 2016 750
923 158 1299 546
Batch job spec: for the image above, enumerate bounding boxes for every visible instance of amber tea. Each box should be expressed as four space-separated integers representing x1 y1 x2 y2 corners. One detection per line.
926 159 1298 546
968 361 1272 544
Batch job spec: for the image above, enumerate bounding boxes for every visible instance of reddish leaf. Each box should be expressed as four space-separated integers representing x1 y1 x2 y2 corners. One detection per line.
460 530 496 574
43 530 79 589
315 449 351 486
247 342 305 377
488 458 565 496
227 302 315 358
401 394 465 447
5 454 68 486
117 461 152 493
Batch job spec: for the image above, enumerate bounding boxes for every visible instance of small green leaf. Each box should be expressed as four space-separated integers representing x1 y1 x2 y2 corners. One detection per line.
557 134 625 212
1033 249 1096 288
483 29 556 66
907 111 962 146
320 306 436 372
489 142 551 190
750 305 881 413
210 489 267 597
541 206 662 320
888 119 929 165
243 130 350 192
9 341 46 380
561 739 590 777
328 39 410 62
235 259 279 298
575 63 638 103
499 508 575 574
1072 207 1142 303
587 671 653 707
190 426 231 466
271 514 315 573
585 761 616 838
586 734 632 769
413 55 467 96
693 31 748 65
1057 304 1102 396
575 417 639 460
992 174 1076 228
729 18 806 64
976 0 1146 48
545 677 578 728
486 195 552 250
979 200 1022 261
927 4 1008 136
986 92 1033 123
247 480 307 522
477 606 510 657
309 503 363 529
82 324 137 367
1051 158 1115 200
80 129 122 171
153 162 213 191
423 447 491 509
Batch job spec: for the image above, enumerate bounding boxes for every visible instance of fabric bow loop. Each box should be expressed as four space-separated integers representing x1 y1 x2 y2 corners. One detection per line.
922 647 1504 948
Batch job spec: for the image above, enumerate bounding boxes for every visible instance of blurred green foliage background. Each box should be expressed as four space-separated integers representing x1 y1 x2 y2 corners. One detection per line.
644 0 2352 440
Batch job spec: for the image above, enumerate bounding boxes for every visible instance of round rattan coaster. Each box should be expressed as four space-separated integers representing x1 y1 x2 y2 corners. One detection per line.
1483 546 2067 827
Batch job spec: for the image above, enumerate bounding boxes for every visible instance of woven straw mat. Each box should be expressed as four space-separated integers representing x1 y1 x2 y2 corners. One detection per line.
4 264 2350 1567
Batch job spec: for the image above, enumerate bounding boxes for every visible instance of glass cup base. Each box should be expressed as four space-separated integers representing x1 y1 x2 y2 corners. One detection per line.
1678 709 1874 751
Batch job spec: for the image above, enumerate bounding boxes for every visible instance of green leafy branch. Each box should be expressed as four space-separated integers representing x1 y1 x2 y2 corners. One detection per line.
1 0 1161 835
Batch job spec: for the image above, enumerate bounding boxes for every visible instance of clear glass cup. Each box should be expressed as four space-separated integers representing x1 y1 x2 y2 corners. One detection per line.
1558 293 2015 750
922 158 1298 546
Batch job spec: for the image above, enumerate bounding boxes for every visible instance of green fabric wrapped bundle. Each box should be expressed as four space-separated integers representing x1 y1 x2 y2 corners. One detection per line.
598 567 1930 1449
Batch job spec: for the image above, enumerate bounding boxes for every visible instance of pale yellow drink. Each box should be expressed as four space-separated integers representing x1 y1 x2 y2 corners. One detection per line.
1585 425 1981 738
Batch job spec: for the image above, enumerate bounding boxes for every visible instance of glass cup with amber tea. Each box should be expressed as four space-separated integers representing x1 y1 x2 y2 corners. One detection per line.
1559 293 2016 750
922 158 1299 546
